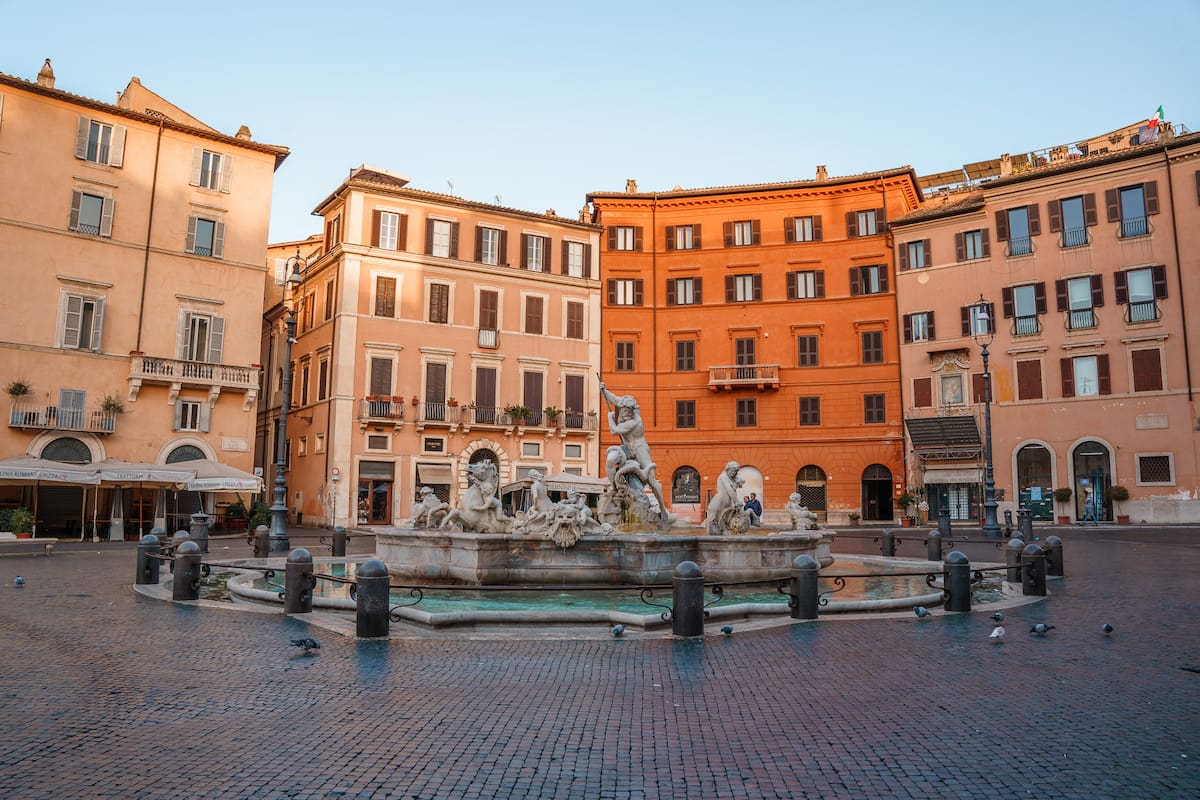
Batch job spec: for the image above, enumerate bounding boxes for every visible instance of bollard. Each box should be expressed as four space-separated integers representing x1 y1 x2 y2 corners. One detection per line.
1044 535 1064 577
189 512 211 554
1018 508 1033 540
171 540 201 601
284 548 314 614
926 530 943 562
1022 543 1047 596
790 555 820 620
943 550 972 612
1003 509 1013 536
1006 537 1026 583
168 530 190 571
253 525 270 558
671 561 705 637
938 505 952 538
880 529 896 557
332 525 348 558
136 533 161 585
356 559 390 637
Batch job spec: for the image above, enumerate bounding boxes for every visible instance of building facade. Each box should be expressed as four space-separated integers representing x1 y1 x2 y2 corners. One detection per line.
588 170 922 524
265 167 603 528
0 61 287 537
894 123 1200 524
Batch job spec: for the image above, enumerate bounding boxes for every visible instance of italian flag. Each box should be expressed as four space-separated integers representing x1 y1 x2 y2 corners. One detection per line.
1148 105 1164 128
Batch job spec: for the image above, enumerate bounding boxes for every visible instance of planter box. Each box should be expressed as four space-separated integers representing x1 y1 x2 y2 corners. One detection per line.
1057 515 1070 524
1117 515 1130 525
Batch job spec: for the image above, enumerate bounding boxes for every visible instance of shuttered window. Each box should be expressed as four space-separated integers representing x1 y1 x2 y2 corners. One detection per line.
912 378 932 408
725 274 762 302
524 296 544 334
564 374 584 415
429 283 450 324
61 294 105 351
799 397 820 426
1017 360 1043 400
425 362 447 405
374 276 397 318
607 279 643 306
190 148 233 192
426 219 458 258
608 226 642 251
787 270 824 299
479 290 499 330
369 357 392 397
75 116 126 167
863 394 885 424
796 335 819 367
1131 349 1163 392
614 341 635 372
372 211 406 251
475 367 497 414
68 190 114 237
186 216 225 258
735 398 757 427
675 400 697 429
522 371 543 415
565 301 584 339
723 220 760 247
675 339 695 371
861 331 883 364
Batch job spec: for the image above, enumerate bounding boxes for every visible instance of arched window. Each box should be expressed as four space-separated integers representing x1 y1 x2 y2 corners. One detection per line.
1016 444 1054 521
41 437 92 464
469 448 499 471
671 466 700 504
795 465 827 512
166 445 207 464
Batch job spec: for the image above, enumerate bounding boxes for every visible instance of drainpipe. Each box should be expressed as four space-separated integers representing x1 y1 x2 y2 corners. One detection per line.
882 177 910 497
135 119 164 352
1162 145 1193 401
651 194 658 427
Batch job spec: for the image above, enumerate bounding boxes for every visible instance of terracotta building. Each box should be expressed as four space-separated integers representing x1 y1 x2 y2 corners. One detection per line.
0 60 287 537
894 121 1200 524
264 166 603 528
587 170 922 524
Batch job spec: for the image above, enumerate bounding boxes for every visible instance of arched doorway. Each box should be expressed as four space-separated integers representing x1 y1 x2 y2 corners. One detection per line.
861 464 893 521
1072 440 1113 522
165 444 213 530
34 437 93 538
1016 444 1054 520
671 466 700 504
737 465 764 510
795 465 827 522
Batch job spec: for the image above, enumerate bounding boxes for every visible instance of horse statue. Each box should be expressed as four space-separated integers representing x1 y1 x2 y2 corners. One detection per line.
441 460 512 533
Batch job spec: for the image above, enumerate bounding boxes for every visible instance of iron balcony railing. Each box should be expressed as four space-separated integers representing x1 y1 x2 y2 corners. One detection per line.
478 328 498 348
130 355 259 392
1126 300 1160 324
359 399 405 421
1061 227 1088 248
1011 315 1041 337
708 363 781 388
1067 308 1097 330
8 401 117 434
1006 236 1033 257
1119 216 1149 238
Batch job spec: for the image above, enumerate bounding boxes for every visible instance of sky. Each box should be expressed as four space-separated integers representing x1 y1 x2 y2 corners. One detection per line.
6 0 1198 244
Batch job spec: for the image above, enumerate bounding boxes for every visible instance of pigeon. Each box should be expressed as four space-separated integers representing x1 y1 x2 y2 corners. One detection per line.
1101 623 1114 636
14 576 25 587
721 625 733 636
989 612 1005 623
989 626 1006 643
611 624 625 637
913 606 931 619
1029 623 1055 636
290 637 320 654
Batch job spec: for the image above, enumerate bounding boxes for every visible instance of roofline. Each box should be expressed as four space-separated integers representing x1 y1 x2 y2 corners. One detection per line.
585 166 920 203
0 71 290 169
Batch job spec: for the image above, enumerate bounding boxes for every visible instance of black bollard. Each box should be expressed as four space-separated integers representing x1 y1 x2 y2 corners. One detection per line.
168 530 190 570
356 559 390 638
332 525 348 558
881 529 896 557
790 555 820 620
926 530 943 561
1018 508 1033 540
1022 543 1047 596
284 548 314 614
172 540 201 601
189 512 210 554
1003 509 1013 536
1044 535 1064 577
943 550 972 612
1006 537 1026 583
253 525 270 558
938 505 952 538
671 561 705 637
136 533 161 585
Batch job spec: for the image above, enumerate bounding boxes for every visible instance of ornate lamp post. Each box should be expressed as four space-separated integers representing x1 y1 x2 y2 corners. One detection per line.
269 251 305 553
970 294 1002 538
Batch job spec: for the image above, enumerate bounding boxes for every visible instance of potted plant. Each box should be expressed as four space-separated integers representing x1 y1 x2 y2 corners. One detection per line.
9 507 34 538
411 395 420 406
447 397 459 407
895 489 916 525
5 379 31 398
249 502 271 530
543 405 562 427
1053 487 1074 524
505 404 531 424
1109 484 1130 524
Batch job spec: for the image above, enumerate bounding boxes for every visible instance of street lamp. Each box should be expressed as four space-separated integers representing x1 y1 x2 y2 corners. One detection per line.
269 250 306 553
970 294 1002 538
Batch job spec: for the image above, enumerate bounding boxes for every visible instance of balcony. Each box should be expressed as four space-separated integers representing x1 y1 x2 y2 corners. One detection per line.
478 328 499 349
1126 300 1160 324
408 402 600 435
1006 236 1033 257
9 401 118 434
128 355 261 410
1011 315 1041 337
1067 308 1097 330
707 364 781 391
1061 227 1089 248
1119 216 1150 239
358 398 406 430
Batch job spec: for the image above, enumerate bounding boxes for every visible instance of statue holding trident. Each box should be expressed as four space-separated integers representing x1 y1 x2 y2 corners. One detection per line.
599 379 667 521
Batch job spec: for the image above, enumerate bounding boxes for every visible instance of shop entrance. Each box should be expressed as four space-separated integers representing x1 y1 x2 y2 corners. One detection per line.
860 464 894 521
357 461 395 525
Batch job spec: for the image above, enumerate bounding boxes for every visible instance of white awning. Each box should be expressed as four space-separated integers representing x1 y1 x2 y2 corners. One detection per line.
94 460 195 485
923 467 982 485
174 459 263 492
416 464 455 485
0 456 100 485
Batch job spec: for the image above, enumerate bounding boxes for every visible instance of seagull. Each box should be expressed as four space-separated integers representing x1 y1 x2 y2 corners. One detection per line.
611 625 625 637
989 612 1005 623
989 626 1006 643
913 606 931 619
721 625 733 636
14 576 25 587
1101 623 1114 636
290 637 320 654
1029 623 1055 636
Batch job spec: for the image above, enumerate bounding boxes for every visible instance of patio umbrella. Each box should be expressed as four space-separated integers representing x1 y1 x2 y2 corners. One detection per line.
0 456 101 536
175 459 263 492
93 460 197 538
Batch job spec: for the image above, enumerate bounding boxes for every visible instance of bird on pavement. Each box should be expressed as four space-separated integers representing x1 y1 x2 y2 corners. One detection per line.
989 626 1006 643
14 576 25 587
1029 623 1055 636
611 625 625 637
721 625 733 636
290 637 320 654
913 606 931 619
1101 623 1114 636
990 612 1005 623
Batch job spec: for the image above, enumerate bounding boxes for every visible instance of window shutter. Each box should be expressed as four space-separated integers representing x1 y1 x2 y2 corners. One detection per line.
185 215 197 253
1083 193 1098 226
960 306 970 336
1144 181 1159 215
923 239 931 265
693 224 702 248
1028 203 1041 236
902 314 912 343
74 116 90 159
189 147 203 186
606 280 616 305
724 275 735 302
1152 265 1168 299
99 197 114 238
274 258 287 286
519 233 529 268
376 277 396 317
1060 358 1075 398
198 403 211 433
607 227 617 250
633 226 643 251
498 230 508 265
1002 287 1015 318
439 283 449 322
898 243 909 271
1114 271 1128 304
814 271 825 298
845 211 857 238
173 402 183 431
980 229 990 257
812 216 822 241
878 266 888 293
849 267 861 296
109 126 126 168
561 241 569 274
749 274 761 301
1105 189 1120 222
218 153 232 192
665 279 676 306
69 190 82 231
913 377 932 408
694 277 702 304
424 218 435 255
751 219 761 245
665 226 676 251
525 296 543 334
63 295 83 348
995 210 1009 242
208 316 225 363
476 366 498 408
474 225 484 263
583 243 593 278
784 218 795 243
1018 360 1043 400
722 221 733 247
633 279 644 306
370 358 392 396
876 207 887 232
927 312 935 340
212 221 225 259
371 210 382 246
1090 275 1104 307
176 312 190 359
786 272 797 300
954 232 965 262
90 298 105 351
397 214 408 251
1034 283 1047 314
449 222 459 259
1097 354 1111 395
1048 200 1063 232
1054 281 1067 312
972 373 987 404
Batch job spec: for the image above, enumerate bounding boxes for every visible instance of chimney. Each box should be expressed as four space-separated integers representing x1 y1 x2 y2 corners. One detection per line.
815 165 828 182
1000 153 1012 177
235 125 252 141
36 58 55 89
625 179 638 194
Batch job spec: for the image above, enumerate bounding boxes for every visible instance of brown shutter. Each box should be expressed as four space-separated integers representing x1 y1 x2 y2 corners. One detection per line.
812 216 822 241
1002 287 1015 318
665 278 677 306
606 279 616 305
1083 193 1098 226
424 218 435 255
1090 275 1104 307
814 271 825 298
520 233 529 268
480 290 498 329
371 210 382 246
876 207 887 233
665 226 675 251
961 306 971 336
498 230 508 265
927 312 936 340
1054 280 1068 312
1144 181 1159 215
1060 358 1075 398
1035 282 1047 314
565 374 584 413
845 211 858 238
633 279 644 306
849 267 861 296
723 221 733 247
786 272 797 300
753 274 763 301
955 232 965 261
784 217 795 243
1114 271 1128 304
1133 349 1163 391
923 239 931 265
525 296 543 334
878 265 889 293
369 357 393 396
1097 354 1111 395
398 214 408 251
751 219 761 245
898 243 909 271
972 373 987 404
439 284 450 323
980 229 990 257
913 377 932 408
1105 189 1120 222
694 277 702 304
1152 265 1168 298
724 275 735 302
995 210 1009 242
693 224 702 248
607 227 617 250
1048 200 1063 232
425 363 447 404
583 244 593 278
474 226 484 263
561 241 569 274
449 222 459 259
1017 360 1043 400
633 226 644 251
1028 203 1041 236
902 314 912 343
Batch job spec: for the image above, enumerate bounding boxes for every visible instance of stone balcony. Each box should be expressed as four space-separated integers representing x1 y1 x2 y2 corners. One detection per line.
128 355 260 410
707 363 781 391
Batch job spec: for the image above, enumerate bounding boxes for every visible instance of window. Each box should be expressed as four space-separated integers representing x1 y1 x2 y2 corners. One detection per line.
1058 276 1102 330
955 229 990 261
903 312 934 343
787 270 824 300
524 296 544 334
564 443 583 459
300 363 310 406
426 219 458 259
75 116 125 167
175 400 205 432
607 278 644 306
1137 454 1172 484
425 362 448 417
190 148 230 192
428 283 450 324
666 277 701 306
847 209 884 237
318 359 329 401
1017 360 1043 400
675 339 695 372
69 190 113 237
735 398 756 427
369 357 392 397
1050 195 1095 248
563 241 589 277
522 441 542 458
297 437 308 457
374 276 397 318
672 466 701 503
785 215 821 243
324 280 335 321
609 226 641 251
476 226 505 265
960 302 996 337
60 295 105 351
912 377 932 408
564 375 585 423
479 290 499 331
850 265 887 295
725 274 762 303
186 216 225 258
799 397 820 426
1116 266 1167 323
374 211 403 250
861 331 883 364
971 372 989 404
1131 349 1163 392
724 220 759 247
734 338 756 377
521 234 548 271
1107 182 1158 238
864 393 885 424
666 224 699 250
676 400 696 429
900 239 930 271
1061 354 1111 397
315 433 325 454
940 374 964 406
796 335 819 367
178 311 224 363
565 301 584 339
301 293 315 332
1002 283 1045 336
324 215 341 252
614 341 635 372
997 205 1039 256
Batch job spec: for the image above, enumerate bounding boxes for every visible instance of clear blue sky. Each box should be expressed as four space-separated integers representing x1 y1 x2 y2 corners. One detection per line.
6 0 1198 243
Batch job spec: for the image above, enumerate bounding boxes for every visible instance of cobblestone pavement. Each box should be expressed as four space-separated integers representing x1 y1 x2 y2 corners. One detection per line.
0 527 1196 799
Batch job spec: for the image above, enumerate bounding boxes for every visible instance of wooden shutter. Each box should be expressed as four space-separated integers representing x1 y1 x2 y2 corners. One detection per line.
606 279 616 305
633 279 644 306
927 312 936 340
693 278 702 304
898 243 909 271
369 358 392 396
1083 193 1098 226
1152 265 1168 298
90 298 105 351
1054 280 1068 312
1017 360 1043 400
218 153 232 192
665 226 676 251
913 378 932 407
63 295 83 348
725 275 735 302
1028 203 1041 236
425 362 446 404
212 221 225 258
1090 275 1104 307
479 290 498 329
876 207 887 232
1048 200 1063 232
173 402 183 431
398 214 408 251
437 283 449 322
813 271 825 298
1114 271 1128 304
980 229 990 257
607 227 617 250
583 243 593 278
954 232 965 261
561 241 569 274
1131 349 1163 392
525 296 543 334
189 147 203 186
498 230 508 265
74 116 90 159
522 370 544 413
972 373 987 403
475 366 497 409
812 216 823 241
633 226 643 251
751 219 761 245
845 211 858 238
878 266 888 293
519 233 529 268
1105 189 1120 222
902 314 912 343
722 221 733 247
1144 181 1159 215
1060 358 1075 397
567 302 583 339
196 404 211 434
849 267 861 296
185 216 197 253
665 278 677 306
786 272 797 300
923 239 931 266
474 225 484 263
753 274 763 301
449 222 459 259
1097 354 1111 395
565 374 584 413
99 197 114 237
784 217 795 243
960 306 971 336
69 190 82 231
424 218 435 255
1002 287 1015 318
208 316 225 364
1033 283 1047 314
371 210 382 246
176 312 190 360
692 225 702 248
109 126 126 168
995 210 1009 242
375 276 396 317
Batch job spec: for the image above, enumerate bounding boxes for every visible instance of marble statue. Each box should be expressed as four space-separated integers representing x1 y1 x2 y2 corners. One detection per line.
702 461 753 535
786 492 819 530
513 476 612 547
403 485 449 529
598 383 669 525
441 460 512 533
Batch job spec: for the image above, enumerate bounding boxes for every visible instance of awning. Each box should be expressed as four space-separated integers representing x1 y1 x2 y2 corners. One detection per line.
416 463 455 485
93 460 195 485
0 456 100 485
923 468 983 485
174 459 263 492
544 472 607 494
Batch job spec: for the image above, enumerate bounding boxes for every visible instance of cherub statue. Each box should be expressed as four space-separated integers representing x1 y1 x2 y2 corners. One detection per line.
786 492 819 530
404 486 449 529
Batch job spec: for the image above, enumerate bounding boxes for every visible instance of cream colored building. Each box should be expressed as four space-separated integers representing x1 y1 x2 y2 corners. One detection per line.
0 60 287 537
264 167 603 528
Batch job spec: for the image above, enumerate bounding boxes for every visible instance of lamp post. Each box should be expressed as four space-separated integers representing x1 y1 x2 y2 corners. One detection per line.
269 251 305 553
970 294 1002 538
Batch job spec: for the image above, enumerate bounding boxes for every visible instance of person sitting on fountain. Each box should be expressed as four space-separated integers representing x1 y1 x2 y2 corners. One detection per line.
599 382 666 515
743 492 763 527
703 461 744 533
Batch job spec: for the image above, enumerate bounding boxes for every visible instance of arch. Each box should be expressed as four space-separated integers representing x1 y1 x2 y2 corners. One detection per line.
154 436 216 464
469 448 500 471
671 466 700 504
166 444 208 464
1071 439 1114 522
458 438 511 490
1014 441 1055 521
40 436 94 464
795 465 827 516
861 463 893 521
737 465 764 508
29 430 105 463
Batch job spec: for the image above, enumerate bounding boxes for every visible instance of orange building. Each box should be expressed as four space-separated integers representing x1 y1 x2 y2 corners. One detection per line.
588 170 921 524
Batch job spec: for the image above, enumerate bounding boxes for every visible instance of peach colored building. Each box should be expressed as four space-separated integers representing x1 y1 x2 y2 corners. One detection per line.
0 60 287 537
894 122 1200 524
266 167 603 528
587 169 922 525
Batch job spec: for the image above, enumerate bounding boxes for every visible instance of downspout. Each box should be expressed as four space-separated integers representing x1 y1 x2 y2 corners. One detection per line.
882 177 909 498
135 119 164 352
651 195 658 426
1162 145 1193 400
323 266 336 480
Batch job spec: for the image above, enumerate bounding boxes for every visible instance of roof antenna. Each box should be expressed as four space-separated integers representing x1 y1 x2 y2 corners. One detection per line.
494 194 502 205
447 180 454 195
